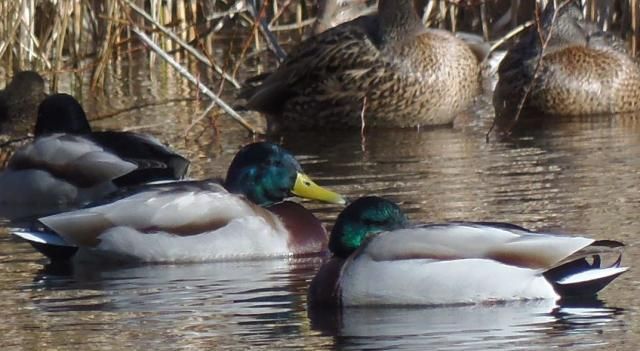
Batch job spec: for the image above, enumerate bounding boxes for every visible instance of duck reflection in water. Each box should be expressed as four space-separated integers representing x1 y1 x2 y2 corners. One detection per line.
309 298 624 350
29 257 324 347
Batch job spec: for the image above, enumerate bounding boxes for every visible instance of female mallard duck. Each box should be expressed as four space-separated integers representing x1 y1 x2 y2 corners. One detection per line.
309 197 628 306
493 1 640 125
241 0 480 131
0 93 189 221
0 71 46 135
12 142 346 263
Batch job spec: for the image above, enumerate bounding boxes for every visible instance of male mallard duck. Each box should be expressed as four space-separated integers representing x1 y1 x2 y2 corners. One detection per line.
0 93 189 221
493 1 640 125
241 0 480 131
12 142 346 263
309 197 628 306
0 71 46 135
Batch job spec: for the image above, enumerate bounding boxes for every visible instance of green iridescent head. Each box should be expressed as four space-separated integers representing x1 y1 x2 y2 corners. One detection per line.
329 196 408 258
224 142 345 207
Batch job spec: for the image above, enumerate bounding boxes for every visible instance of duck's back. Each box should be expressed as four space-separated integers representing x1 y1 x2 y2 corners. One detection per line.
529 45 640 115
0 134 138 220
38 182 304 263
243 15 380 120
245 16 479 130
87 131 190 186
365 29 479 127
493 2 640 120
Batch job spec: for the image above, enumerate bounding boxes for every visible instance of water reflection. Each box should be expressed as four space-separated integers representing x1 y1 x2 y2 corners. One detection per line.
14 254 628 351
281 118 640 236
310 299 624 351
20 258 324 350
3 58 640 350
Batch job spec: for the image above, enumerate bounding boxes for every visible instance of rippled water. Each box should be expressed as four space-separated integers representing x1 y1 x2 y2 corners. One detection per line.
1 59 640 350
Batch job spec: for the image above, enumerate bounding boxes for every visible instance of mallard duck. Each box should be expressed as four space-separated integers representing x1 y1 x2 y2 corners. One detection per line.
493 1 640 125
241 0 480 131
12 142 346 263
0 93 189 221
309 197 628 306
0 71 46 135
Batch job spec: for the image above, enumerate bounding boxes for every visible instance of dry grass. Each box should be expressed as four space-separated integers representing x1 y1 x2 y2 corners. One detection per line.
2 1 636 80
0 0 637 132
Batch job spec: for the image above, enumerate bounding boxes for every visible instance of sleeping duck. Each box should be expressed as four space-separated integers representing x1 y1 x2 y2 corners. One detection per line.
12 142 346 263
494 1 640 124
309 197 628 306
241 0 479 131
0 93 189 221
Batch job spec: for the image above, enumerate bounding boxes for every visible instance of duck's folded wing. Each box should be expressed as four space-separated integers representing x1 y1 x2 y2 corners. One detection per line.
88 131 190 182
242 15 380 113
363 223 598 269
7 134 137 186
39 181 269 247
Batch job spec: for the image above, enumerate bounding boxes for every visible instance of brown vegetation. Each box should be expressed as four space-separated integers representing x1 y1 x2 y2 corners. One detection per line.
0 0 637 132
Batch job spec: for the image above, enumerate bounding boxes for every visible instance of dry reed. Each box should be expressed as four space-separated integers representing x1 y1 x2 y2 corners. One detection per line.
0 0 637 132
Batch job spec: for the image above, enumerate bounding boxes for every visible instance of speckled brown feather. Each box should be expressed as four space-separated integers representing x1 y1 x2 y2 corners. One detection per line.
0 71 46 136
243 0 480 130
529 46 640 115
494 1 640 122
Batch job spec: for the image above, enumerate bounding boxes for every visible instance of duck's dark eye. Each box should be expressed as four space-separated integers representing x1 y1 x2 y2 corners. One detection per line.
363 218 387 227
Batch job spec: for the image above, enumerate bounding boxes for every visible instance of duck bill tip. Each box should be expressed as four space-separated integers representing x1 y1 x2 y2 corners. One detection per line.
292 173 346 205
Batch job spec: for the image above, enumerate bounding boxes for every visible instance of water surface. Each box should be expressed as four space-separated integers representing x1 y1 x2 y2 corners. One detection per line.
1 61 639 350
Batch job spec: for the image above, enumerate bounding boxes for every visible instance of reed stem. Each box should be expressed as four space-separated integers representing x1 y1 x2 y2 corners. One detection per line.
131 27 263 135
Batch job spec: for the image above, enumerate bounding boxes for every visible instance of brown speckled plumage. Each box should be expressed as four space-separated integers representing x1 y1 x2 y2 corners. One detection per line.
494 1 640 122
0 71 46 168
242 0 480 131
0 71 46 135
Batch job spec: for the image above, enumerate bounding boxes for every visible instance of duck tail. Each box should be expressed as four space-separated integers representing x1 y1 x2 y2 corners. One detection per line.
543 240 628 297
11 228 78 261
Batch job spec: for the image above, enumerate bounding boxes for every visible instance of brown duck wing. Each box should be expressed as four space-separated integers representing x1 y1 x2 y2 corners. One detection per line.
243 15 381 115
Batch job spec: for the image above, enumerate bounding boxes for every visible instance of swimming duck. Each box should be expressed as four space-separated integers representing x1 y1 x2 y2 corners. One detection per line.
0 71 46 135
241 0 480 131
12 142 346 263
309 196 628 306
493 1 640 125
0 93 189 221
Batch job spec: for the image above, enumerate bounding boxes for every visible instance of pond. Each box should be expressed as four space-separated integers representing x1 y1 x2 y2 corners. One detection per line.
1 57 639 350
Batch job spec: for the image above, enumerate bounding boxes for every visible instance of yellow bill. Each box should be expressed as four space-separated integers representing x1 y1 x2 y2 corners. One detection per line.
292 172 346 205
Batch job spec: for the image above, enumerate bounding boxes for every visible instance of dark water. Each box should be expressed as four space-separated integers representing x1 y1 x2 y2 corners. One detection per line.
1 59 640 350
